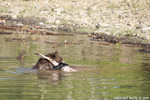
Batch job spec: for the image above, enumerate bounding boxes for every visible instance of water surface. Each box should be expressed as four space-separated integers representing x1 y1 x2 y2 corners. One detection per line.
0 34 150 100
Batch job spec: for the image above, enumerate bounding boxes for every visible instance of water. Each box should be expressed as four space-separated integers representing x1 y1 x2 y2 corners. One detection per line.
0 34 150 100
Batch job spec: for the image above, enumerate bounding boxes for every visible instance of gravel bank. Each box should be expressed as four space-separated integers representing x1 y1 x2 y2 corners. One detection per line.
0 0 150 44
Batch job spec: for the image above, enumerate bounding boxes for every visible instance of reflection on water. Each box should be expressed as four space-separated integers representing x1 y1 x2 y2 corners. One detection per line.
0 34 150 100
37 70 63 85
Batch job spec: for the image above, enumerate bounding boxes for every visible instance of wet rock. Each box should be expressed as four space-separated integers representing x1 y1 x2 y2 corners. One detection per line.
89 32 150 47
139 48 150 53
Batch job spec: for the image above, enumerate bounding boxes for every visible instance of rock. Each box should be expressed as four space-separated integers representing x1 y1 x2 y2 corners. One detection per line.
55 19 61 25
39 22 45 26
55 8 65 15
16 23 24 26
141 27 150 32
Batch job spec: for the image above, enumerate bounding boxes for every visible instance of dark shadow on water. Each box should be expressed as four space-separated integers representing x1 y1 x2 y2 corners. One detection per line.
6 67 38 74
37 70 64 85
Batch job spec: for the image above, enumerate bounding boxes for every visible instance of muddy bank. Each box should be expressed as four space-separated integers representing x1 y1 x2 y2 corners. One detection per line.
1 0 150 32
0 0 150 47
0 15 150 51
0 23 74 36
89 32 149 47
88 32 150 53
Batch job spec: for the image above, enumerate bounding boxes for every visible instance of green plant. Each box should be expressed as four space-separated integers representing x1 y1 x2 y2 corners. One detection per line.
0 7 8 13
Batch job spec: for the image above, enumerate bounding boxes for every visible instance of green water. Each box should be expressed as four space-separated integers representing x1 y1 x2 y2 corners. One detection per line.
0 34 150 100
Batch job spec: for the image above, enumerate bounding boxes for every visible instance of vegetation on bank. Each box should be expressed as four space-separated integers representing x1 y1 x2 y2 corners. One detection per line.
0 0 150 44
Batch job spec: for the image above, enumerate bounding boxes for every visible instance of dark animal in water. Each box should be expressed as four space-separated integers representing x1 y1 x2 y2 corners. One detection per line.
16 51 25 60
32 51 62 70
33 51 76 72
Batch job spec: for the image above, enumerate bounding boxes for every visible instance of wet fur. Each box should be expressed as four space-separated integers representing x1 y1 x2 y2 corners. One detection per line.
33 51 63 70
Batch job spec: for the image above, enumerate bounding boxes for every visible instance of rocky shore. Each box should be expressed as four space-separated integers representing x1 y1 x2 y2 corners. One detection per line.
0 0 150 45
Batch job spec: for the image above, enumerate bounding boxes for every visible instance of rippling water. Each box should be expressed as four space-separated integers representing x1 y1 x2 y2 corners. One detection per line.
0 34 150 100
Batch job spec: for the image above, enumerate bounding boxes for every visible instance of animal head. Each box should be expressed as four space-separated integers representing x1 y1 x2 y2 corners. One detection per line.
46 51 63 63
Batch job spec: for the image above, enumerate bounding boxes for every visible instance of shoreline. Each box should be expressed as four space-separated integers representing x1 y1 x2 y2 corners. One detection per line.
0 0 150 47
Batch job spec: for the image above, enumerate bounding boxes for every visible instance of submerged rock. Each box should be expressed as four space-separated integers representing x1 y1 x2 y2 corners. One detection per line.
139 48 150 53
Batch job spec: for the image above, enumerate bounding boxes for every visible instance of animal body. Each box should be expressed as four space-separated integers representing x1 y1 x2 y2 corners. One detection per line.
33 51 76 72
